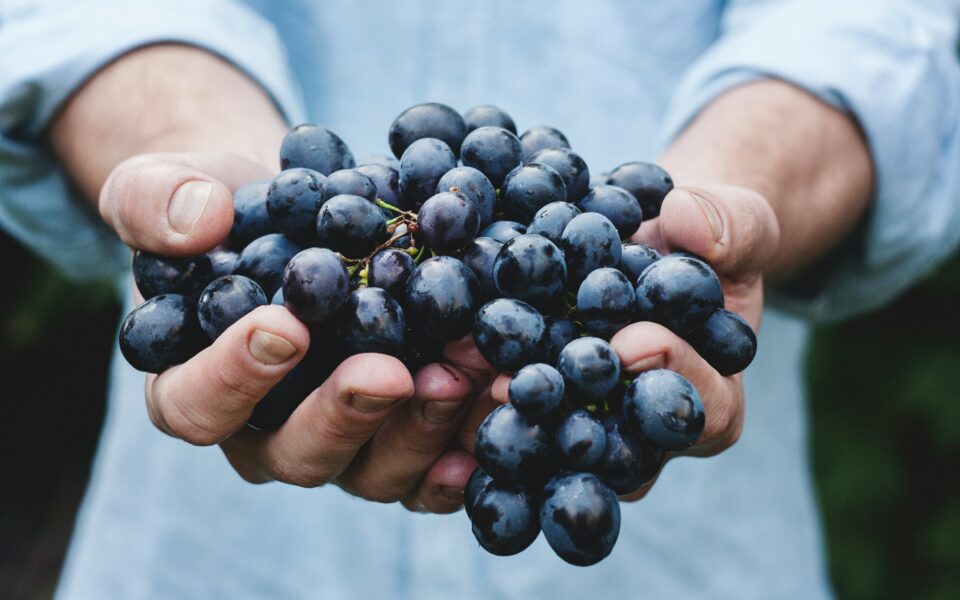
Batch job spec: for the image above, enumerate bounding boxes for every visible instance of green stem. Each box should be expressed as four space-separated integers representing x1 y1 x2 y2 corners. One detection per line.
376 198 405 214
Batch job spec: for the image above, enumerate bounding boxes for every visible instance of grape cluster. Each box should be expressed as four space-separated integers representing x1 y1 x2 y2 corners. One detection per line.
117 102 758 562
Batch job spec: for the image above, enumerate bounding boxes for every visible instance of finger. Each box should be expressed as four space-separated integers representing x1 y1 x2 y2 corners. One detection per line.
402 450 478 514
611 321 743 456
224 353 415 487
490 373 510 404
100 152 273 256
146 305 309 446
443 335 496 384
335 363 475 502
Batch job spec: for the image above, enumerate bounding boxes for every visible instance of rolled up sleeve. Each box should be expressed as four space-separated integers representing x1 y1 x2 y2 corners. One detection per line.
659 0 960 321
0 0 305 280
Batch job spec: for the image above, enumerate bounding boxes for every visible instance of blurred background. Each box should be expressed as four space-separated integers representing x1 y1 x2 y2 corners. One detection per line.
1 229 959 599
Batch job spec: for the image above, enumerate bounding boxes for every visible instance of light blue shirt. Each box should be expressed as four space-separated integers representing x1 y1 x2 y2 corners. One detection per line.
2 1 959 598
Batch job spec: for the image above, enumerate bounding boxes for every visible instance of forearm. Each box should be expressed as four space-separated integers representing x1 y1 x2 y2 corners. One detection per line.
49 44 288 203
659 80 874 279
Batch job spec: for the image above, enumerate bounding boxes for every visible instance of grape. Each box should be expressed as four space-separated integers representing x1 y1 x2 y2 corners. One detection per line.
684 308 757 376
509 363 565 421
436 166 496 228
417 191 480 253
367 248 416 300
500 163 567 224
527 201 581 245
234 234 301 298
577 184 643 239
543 317 578 363
492 233 567 309
461 237 504 300
119 294 206 373
248 344 336 431
132 250 213 300
207 248 238 279
404 256 481 344
480 220 526 243
337 287 406 356
475 403 552 484
555 409 607 470
528 147 590 203
473 298 547 372
266 168 328 244
229 179 275 248
464 467 494 519
354 164 405 209
271 287 284 306
471 482 540 556
557 337 621 403
519 125 570 162
463 105 517 134
576 267 637 339
389 102 467 158
197 275 267 340
605 161 673 219
281 247 350 325
460 126 524 187
634 253 723 334
597 415 664 494
325 169 377 202
356 154 400 170
280 123 355 175
540 472 620 566
619 242 661 283
399 138 457 207
315 194 388 258
622 369 705 450
559 212 622 285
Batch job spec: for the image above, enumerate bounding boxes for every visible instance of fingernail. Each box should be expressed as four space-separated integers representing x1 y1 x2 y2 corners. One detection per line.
689 193 723 241
439 485 464 501
168 180 213 234
351 394 398 413
248 329 297 365
422 401 462 424
625 353 666 373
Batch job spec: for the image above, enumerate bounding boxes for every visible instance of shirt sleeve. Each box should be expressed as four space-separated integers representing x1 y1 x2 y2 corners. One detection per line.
658 0 960 322
0 0 306 281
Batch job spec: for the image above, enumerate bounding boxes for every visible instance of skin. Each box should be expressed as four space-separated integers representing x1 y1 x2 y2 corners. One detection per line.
50 45 872 509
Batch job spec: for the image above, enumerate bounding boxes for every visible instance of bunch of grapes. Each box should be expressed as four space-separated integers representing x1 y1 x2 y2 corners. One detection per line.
118 102 757 564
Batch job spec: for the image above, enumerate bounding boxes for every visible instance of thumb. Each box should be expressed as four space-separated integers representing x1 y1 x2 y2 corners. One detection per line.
99 152 273 256
658 185 780 278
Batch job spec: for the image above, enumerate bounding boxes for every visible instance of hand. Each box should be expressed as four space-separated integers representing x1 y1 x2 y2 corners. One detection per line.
101 151 491 512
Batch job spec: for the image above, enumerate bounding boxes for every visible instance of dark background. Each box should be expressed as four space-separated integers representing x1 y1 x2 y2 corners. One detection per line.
0 230 958 599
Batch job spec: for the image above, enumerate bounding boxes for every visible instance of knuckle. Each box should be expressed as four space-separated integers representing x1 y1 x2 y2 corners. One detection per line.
162 399 229 446
210 363 265 403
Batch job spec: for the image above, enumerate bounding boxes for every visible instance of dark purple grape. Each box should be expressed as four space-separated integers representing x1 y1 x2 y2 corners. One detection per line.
399 324 445 372
436 166 496 228
280 123 355 175
464 467 494 519
368 248 416 300
544 317 578 363
575 267 637 339
540 472 620 566
315 194 388 259
389 102 467 158
132 250 213 300
577 184 643 239
475 403 552 483
417 191 480 253
519 126 571 162
471 482 540 556
207 248 238 279
337 287 405 356
325 169 377 202
597 415 664 494
404 256 481 344
559 212 622 285
229 179 275 248
248 344 336 431
619 243 662 283
473 298 547 372
480 220 526 243
634 254 723 334
492 233 567 309
354 164 405 209
356 154 400 170
197 275 267 340
623 369 705 451
119 294 206 373
461 237 504 300
266 168 328 244
557 337 621 403
555 409 607 470
463 105 517 134
527 201 581 245
529 147 590 203
605 161 673 219
684 308 757 376
500 163 567 224
271 287 284 306
509 363 565 421
460 126 524 188
282 248 350 325
399 138 457 207
233 234 301 298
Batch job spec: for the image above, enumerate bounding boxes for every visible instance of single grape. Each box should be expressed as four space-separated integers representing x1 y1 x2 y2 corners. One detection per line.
543 317 578 363
229 179 275 248
248 344 337 431
461 237 504 300
356 154 400 170
316 194 388 259
119 294 206 373
575 267 637 339
368 248 416 300
540 472 621 566
528 147 590 203
279 123 355 175
527 201 581 245
559 212 623 286
354 164 406 210
509 363 565 421
399 138 457 207
557 337 621 403
197 275 267 340
132 250 213 300
605 161 673 219
404 256 481 344
623 369 705 451
282 247 350 325
436 166 496 228
337 287 406 356
619 242 662 283
500 163 568 224
464 467 494 519
471 482 540 556
389 102 467 158
492 233 567 309
555 409 607 470
233 233 301 298
519 125 571 162
474 403 552 483
463 104 517 134
399 324 445 372
325 169 377 202
597 414 664 494
266 168 328 244
684 308 758 376
271 287 284 306
479 220 526 243
577 184 643 239
417 191 480 253
207 248 238 279
460 126 524 188
634 254 723 334
473 298 547 372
